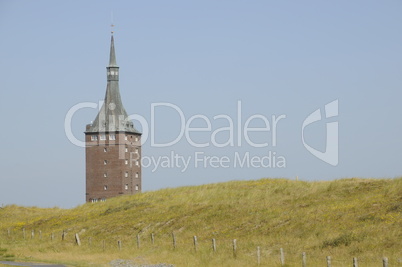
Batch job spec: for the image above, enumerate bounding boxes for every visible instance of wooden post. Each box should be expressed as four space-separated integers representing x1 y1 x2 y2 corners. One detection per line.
22 228 25 240
326 256 331 267
62 230 66 241
51 232 54 241
88 237 92 247
31 229 34 239
75 233 81 246
151 233 155 245
257 246 261 265
302 252 307 267
280 248 285 266
172 232 176 249
137 234 140 249
212 238 216 252
39 230 42 240
232 239 237 258
118 240 122 250
7 229 10 237
383 257 388 267
353 257 358 267
102 240 106 251
193 236 198 252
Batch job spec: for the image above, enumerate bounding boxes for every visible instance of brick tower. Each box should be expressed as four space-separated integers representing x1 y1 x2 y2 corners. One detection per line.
85 34 142 203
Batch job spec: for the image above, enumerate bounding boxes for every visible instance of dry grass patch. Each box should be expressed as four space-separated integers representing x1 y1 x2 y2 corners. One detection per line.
0 177 401 266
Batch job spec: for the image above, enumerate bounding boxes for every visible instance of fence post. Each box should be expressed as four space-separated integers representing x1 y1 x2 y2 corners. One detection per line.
118 240 122 250
102 240 106 251
383 257 388 267
151 233 155 245
302 252 307 267
62 230 66 241
172 232 176 249
88 237 92 247
31 230 34 240
232 239 237 258
51 232 54 241
22 228 26 240
39 230 42 240
280 248 285 266
353 257 358 267
257 246 261 265
75 233 81 246
212 238 216 252
193 236 198 252
137 234 140 249
7 229 10 237
326 256 331 267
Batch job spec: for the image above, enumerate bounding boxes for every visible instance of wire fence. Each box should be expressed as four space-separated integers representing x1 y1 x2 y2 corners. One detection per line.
2 228 401 266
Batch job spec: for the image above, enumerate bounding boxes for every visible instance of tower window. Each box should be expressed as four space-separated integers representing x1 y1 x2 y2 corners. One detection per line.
104 185 108 190
100 135 106 140
135 137 138 142
135 172 139 178
91 135 98 141
135 185 139 191
124 135 128 141
125 172 128 177
104 147 107 152
104 173 107 178
104 160 107 165
125 184 128 190
125 159 128 165
135 160 139 166
109 134 116 140
125 147 128 153
135 148 139 153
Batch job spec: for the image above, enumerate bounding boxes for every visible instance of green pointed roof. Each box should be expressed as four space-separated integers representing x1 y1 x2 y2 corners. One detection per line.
86 35 140 134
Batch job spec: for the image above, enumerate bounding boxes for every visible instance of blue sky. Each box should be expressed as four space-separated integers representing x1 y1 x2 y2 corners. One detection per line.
0 1 401 208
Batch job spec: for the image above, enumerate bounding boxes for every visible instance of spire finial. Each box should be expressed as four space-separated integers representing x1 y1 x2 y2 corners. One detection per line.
110 11 115 35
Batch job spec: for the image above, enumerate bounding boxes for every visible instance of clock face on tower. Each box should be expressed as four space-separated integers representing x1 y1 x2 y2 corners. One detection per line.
109 103 116 110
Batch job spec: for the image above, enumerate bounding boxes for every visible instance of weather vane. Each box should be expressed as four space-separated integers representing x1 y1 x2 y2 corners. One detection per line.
111 11 115 35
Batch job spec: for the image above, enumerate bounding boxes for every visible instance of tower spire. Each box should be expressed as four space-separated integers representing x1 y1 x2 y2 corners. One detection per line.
109 33 117 67
86 34 140 134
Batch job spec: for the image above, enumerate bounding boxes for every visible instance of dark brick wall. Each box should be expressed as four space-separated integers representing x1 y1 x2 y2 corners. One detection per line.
85 132 141 202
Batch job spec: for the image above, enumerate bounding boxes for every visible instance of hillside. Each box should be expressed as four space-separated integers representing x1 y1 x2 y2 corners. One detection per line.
0 178 401 266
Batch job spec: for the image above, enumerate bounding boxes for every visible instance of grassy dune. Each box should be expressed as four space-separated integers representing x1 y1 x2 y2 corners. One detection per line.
0 178 401 266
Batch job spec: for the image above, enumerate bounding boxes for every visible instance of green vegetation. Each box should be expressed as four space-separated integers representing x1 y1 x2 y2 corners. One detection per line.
0 248 14 261
0 178 401 266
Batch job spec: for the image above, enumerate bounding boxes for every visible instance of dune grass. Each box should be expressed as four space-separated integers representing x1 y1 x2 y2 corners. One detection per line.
0 177 401 266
